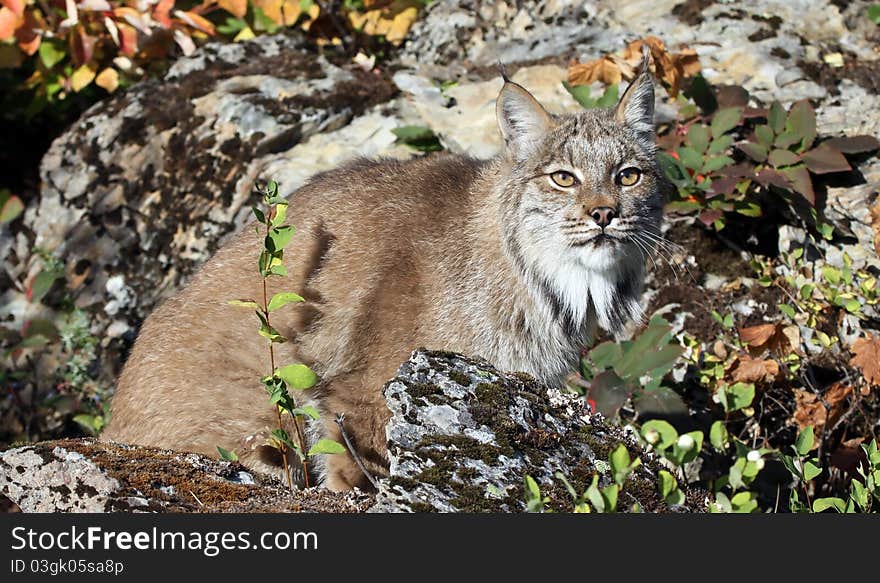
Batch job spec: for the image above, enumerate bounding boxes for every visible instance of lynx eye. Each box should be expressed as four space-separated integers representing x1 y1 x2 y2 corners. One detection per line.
550 171 577 188
616 167 642 187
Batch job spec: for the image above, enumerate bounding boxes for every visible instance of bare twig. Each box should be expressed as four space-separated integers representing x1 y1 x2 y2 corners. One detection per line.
335 414 379 490
189 491 204 507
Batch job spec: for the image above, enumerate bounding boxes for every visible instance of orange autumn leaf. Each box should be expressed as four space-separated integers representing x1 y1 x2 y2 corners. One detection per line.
1 0 23 18
154 0 174 28
0 6 20 40
174 10 216 35
15 10 40 55
850 334 880 386
730 355 779 384
567 35 701 97
95 67 119 92
218 0 248 18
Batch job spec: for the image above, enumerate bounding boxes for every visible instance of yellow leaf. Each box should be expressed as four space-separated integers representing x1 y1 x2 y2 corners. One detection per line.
70 63 96 92
233 25 255 41
95 67 118 92
386 6 417 45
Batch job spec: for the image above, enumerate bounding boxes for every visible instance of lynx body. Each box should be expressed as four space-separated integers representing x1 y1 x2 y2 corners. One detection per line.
103 67 664 490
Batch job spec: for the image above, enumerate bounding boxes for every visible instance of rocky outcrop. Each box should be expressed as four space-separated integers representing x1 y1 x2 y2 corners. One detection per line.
1 351 704 513
0 439 371 513
374 350 702 513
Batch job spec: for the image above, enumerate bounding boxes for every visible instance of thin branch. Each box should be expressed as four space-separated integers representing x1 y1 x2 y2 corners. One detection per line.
335 414 379 490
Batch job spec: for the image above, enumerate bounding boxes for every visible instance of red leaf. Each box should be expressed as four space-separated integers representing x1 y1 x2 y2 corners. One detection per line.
754 168 790 190
698 209 723 226
823 135 880 154
69 24 95 66
780 164 815 205
15 10 40 55
801 144 852 174
117 22 138 57
851 334 880 386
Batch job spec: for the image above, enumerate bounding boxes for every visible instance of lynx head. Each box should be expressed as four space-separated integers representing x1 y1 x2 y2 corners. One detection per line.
495 62 664 335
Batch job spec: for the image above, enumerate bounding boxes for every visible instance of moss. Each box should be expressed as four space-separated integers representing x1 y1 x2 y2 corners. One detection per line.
410 501 437 513
448 370 472 387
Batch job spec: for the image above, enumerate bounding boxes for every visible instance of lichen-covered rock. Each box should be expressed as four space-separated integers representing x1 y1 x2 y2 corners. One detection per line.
0 439 372 513
371 350 704 513
0 32 397 389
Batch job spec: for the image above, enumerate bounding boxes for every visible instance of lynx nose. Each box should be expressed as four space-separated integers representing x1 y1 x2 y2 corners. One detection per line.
589 206 616 228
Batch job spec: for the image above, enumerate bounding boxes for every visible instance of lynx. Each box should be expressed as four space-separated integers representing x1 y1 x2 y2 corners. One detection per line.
103 61 665 491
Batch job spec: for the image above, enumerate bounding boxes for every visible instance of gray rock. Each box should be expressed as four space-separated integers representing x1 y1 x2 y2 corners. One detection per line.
371 350 704 513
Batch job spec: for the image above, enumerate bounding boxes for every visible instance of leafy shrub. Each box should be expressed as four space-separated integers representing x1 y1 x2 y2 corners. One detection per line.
226 179 344 488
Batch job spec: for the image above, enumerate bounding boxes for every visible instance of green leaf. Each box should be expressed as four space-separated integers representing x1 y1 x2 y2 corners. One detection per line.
256 311 286 343
812 497 846 513
768 148 801 168
270 428 297 450
844 298 861 313
779 303 796 319
227 299 262 310
710 420 729 450
307 438 346 456
686 124 711 154
768 101 786 134
217 446 239 461
785 100 817 151
391 125 444 152
0 192 24 224
676 146 703 171
269 264 288 277
725 382 755 412
658 470 677 499
291 405 321 420
796 426 815 455
803 460 822 482
869 4 880 24
754 124 775 148
738 141 768 162
270 201 288 227
707 134 734 155
28 270 63 303
601 484 619 512
585 475 605 513
267 292 305 312
525 475 541 500
589 341 624 371
595 84 619 108
641 419 678 450
39 41 66 69
702 155 734 173
562 80 595 109
657 152 693 188
252 206 266 224
610 444 632 486
266 225 295 253
730 491 758 513
710 107 743 138
276 363 319 390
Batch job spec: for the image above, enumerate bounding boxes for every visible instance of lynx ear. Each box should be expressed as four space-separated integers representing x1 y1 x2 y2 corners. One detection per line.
496 80 553 160
615 53 655 148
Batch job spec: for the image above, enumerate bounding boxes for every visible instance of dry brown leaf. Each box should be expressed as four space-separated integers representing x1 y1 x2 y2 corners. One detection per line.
730 355 779 383
712 340 727 359
738 323 777 347
850 334 880 386
824 382 853 428
793 389 826 432
568 55 626 86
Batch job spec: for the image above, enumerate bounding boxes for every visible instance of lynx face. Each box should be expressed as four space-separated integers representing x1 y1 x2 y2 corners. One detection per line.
496 67 664 333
